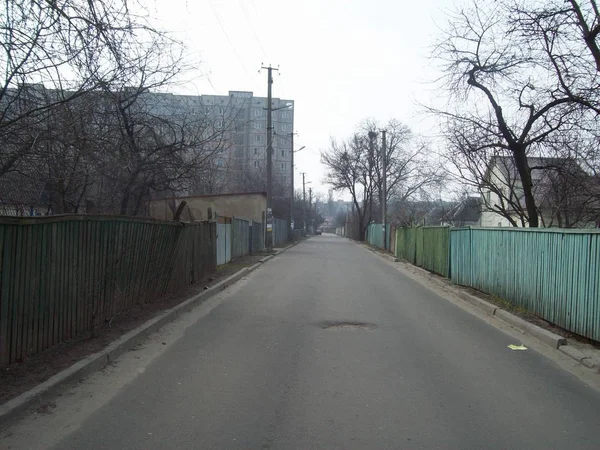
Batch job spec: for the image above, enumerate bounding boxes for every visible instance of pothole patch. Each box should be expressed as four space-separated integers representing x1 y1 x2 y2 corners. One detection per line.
318 321 377 331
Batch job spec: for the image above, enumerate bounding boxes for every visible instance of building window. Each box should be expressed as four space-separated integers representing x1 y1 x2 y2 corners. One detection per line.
281 162 286 169
218 107 224 115
254 147 259 155
253 161 259 168
254 109 262 117
281 124 288 132
283 176 287 183
281 150 285 157
216 120 223 129
254 135 262 143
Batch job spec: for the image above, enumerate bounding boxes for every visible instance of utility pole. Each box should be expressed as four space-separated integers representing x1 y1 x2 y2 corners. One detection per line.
381 130 387 250
302 172 306 235
261 65 278 251
289 132 294 241
308 187 313 235
368 131 377 232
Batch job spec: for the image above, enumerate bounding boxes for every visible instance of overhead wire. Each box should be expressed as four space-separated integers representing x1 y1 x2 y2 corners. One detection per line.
207 0 252 78
238 0 268 60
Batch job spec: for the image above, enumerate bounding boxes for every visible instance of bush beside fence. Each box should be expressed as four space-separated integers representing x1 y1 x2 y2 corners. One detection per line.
0 215 216 368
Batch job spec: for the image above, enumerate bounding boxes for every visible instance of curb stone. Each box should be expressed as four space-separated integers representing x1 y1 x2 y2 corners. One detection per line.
494 309 567 349
0 239 303 430
559 346 588 364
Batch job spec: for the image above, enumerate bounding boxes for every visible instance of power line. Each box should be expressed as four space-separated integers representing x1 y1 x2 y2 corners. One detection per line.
207 0 251 78
238 0 268 59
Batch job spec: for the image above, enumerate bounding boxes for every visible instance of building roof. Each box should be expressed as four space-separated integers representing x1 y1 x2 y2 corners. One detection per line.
446 197 482 224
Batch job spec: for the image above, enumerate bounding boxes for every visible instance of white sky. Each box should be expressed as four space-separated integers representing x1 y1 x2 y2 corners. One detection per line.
148 0 458 199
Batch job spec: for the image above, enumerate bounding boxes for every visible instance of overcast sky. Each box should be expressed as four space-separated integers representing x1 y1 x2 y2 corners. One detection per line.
150 0 457 199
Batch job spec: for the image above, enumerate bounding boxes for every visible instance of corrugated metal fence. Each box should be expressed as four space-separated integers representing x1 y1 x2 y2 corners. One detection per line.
273 218 289 247
232 218 251 258
395 225 600 341
216 217 232 266
0 215 216 367
450 228 600 341
366 223 391 250
251 221 264 253
395 226 451 277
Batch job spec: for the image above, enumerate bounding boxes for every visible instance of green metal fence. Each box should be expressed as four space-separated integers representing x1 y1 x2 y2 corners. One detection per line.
450 227 600 341
422 227 451 277
396 227 418 264
395 226 450 277
0 215 216 367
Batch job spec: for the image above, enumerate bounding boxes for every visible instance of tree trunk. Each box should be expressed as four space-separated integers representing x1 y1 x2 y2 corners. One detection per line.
120 186 131 215
512 149 539 227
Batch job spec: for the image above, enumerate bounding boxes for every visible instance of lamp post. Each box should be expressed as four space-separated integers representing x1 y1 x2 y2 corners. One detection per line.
290 144 305 237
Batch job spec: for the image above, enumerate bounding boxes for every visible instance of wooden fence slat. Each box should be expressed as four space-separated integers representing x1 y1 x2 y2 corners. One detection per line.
0 225 7 366
0 217 217 367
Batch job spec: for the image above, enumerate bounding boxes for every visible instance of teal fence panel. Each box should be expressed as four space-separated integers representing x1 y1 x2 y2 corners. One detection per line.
450 228 472 287
451 227 600 342
366 223 391 250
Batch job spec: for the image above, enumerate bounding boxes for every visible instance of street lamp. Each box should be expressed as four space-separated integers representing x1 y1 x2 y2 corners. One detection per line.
289 141 305 238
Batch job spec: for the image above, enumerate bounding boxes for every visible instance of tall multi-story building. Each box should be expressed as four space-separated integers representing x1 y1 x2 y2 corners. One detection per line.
0 84 294 215
144 90 295 198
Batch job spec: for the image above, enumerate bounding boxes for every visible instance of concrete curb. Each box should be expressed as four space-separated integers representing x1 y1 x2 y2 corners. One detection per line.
0 239 303 430
493 309 567 349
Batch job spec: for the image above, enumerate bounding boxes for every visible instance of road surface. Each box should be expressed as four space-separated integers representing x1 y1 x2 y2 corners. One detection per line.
4 235 600 449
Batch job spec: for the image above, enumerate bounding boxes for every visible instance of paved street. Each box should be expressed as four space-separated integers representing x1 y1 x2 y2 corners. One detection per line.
6 234 600 449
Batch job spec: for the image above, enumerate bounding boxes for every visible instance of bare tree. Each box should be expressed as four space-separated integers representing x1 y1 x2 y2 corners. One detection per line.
431 1 600 227
322 119 443 240
0 0 172 179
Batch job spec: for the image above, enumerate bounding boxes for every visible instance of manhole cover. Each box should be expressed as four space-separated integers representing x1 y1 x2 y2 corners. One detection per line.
318 321 376 331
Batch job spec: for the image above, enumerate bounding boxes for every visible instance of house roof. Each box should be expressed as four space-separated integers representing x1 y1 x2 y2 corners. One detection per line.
0 174 49 207
446 197 482 223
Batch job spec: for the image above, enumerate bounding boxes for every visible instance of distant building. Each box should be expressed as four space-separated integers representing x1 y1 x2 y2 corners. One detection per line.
141 90 295 199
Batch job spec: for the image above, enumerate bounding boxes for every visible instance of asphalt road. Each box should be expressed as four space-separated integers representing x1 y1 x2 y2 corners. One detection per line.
23 235 600 448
